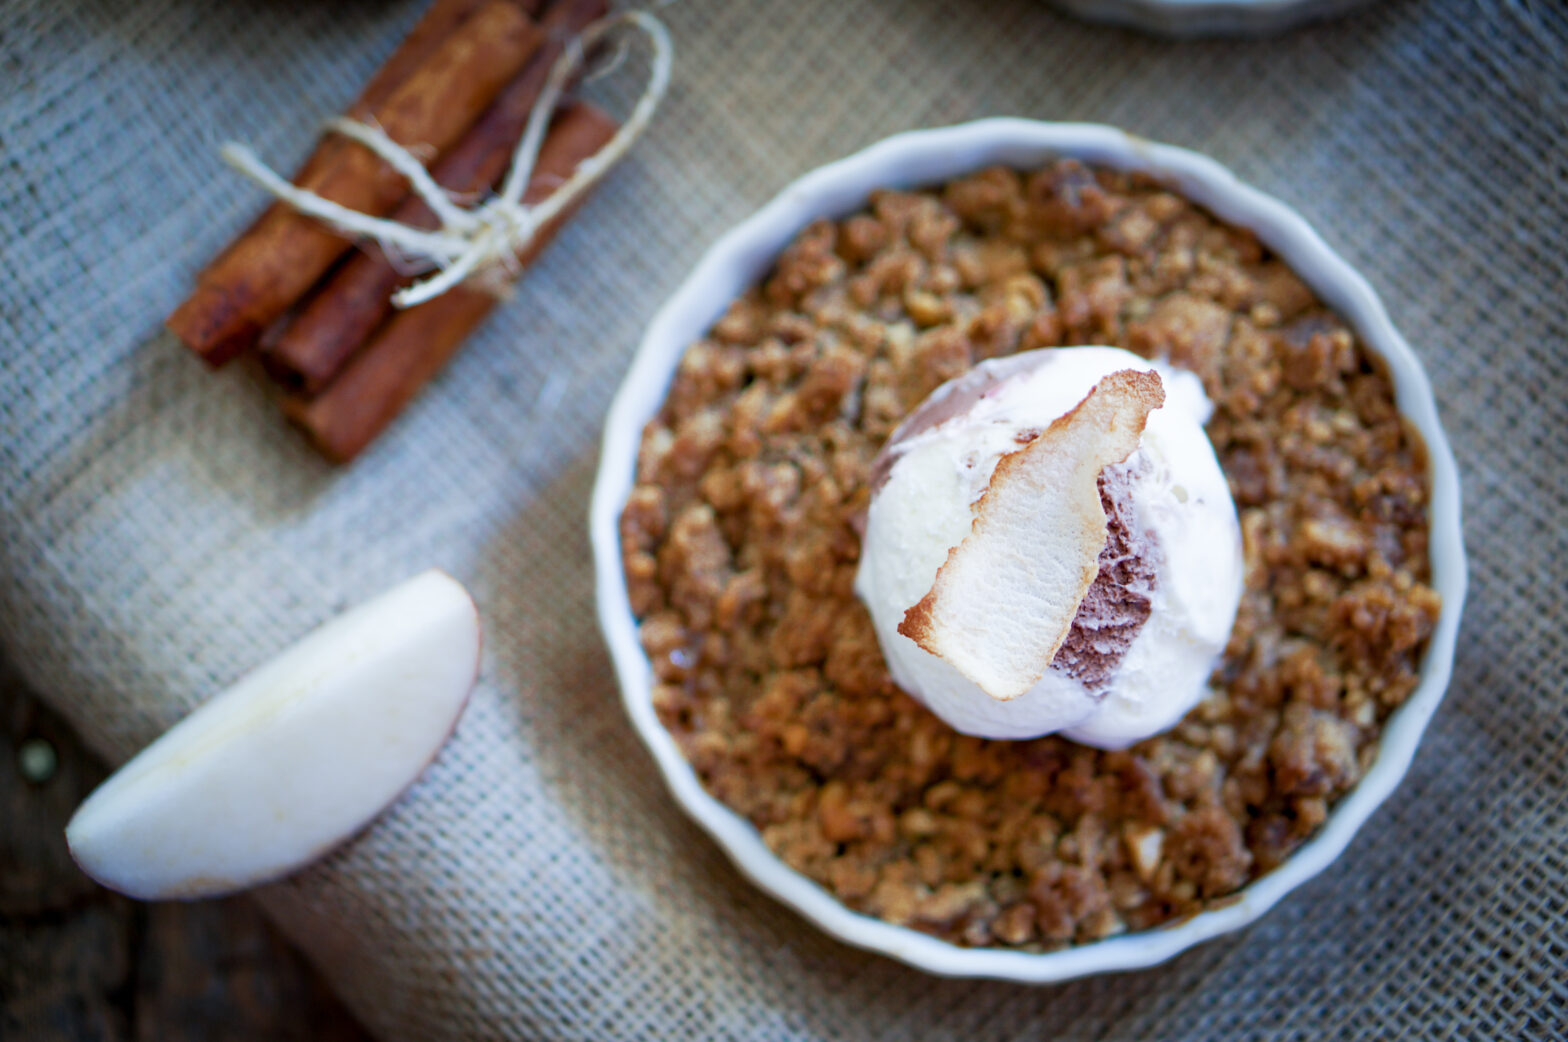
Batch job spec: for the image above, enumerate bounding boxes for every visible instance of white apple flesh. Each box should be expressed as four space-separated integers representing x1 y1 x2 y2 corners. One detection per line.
66 569 481 900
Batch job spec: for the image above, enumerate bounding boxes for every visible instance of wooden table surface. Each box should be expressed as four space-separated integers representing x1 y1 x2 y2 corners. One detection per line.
1 664 372 1041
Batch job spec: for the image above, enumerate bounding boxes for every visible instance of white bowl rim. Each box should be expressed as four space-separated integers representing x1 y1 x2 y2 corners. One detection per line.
1045 0 1371 39
590 118 1467 982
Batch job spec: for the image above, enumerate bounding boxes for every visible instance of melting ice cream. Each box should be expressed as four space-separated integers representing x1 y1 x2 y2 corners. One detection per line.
854 346 1243 748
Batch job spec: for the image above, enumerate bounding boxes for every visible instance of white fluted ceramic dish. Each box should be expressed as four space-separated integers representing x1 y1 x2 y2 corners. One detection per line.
1047 0 1372 37
591 120 1466 982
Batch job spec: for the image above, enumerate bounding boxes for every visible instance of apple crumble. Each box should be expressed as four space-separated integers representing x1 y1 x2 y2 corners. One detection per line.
621 161 1441 949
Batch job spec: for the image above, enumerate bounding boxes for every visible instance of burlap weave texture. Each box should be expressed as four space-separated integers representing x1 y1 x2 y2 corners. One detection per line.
2 0 1564 1038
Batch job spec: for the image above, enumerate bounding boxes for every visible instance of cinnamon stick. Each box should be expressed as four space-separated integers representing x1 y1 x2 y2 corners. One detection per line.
267 0 609 394
199 0 548 299
284 102 618 462
185 0 495 365
306 0 494 181
167 0 545 366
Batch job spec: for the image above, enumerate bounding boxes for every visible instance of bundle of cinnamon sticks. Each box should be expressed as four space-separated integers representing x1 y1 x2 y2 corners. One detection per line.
168 0 618 462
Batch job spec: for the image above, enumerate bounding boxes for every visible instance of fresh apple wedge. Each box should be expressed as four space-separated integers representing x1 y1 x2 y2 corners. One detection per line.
66 569 481 901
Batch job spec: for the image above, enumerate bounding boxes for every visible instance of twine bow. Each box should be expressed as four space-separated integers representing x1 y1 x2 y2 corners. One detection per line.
220 10 672 308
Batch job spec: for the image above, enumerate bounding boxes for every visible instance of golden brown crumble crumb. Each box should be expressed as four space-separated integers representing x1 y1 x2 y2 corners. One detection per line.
623 161 1440 951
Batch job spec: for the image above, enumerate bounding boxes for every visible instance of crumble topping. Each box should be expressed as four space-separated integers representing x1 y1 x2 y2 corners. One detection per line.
623 161 1440 950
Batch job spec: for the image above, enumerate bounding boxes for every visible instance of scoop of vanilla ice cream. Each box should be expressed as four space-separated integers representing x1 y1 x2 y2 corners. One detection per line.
854 346 1243 749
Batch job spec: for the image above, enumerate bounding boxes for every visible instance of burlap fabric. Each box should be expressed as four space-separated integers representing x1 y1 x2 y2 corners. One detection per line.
3 0 1564 1037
